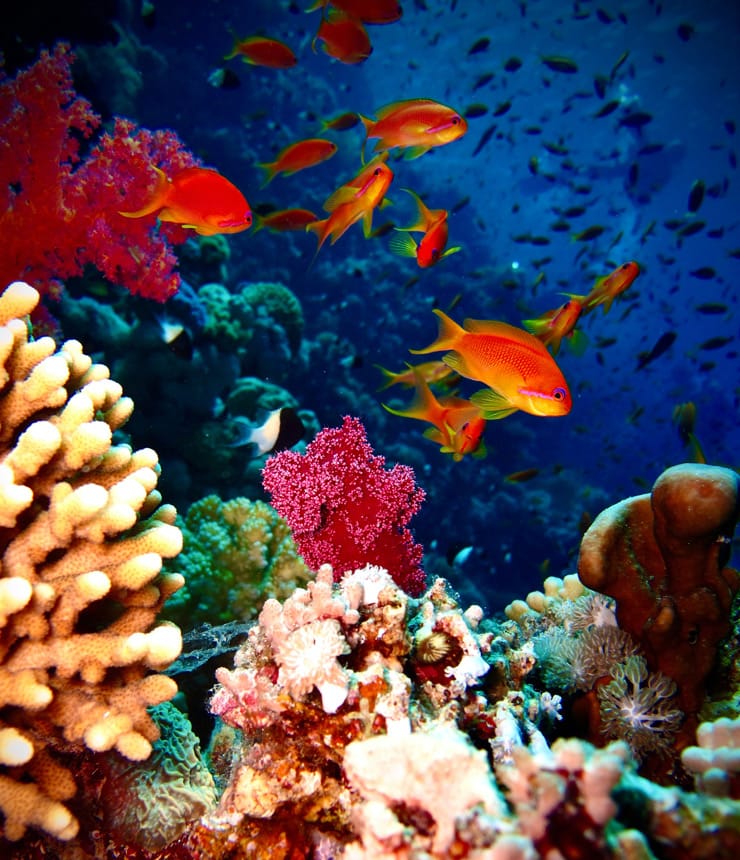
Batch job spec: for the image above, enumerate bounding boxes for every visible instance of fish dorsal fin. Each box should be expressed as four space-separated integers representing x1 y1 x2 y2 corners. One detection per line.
470 388 519 420
374 98 438 120
463 318 518 336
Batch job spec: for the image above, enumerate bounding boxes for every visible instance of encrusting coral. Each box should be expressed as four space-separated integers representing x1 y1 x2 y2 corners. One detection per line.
577 463 740 752
0 281 184 842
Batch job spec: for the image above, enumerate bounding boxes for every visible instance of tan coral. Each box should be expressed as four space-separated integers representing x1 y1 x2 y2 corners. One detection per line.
0 281 184 842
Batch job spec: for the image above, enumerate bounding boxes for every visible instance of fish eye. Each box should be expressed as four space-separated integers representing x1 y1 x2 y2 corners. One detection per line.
451 116 460 124
373 167 382 175
432 248 440 260
553 387 567 400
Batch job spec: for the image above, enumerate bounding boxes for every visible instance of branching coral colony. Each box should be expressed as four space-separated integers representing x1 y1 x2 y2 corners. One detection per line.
0 282 184 841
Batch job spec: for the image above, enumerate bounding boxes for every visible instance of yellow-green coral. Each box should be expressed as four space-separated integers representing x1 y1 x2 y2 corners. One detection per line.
162 495 311 629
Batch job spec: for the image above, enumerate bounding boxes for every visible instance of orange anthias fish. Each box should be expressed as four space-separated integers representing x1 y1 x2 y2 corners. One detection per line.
119 166 252 236
411 309 572 419
307 0 403 24
224 35 297 68
375 359 458 390
257 138 338 186
313 9 373 64
522 298 586 356
306 155 393 251
564 261 640 314
383 370 487 461
253 208 318 233
360 99 468 159
389 188 461 268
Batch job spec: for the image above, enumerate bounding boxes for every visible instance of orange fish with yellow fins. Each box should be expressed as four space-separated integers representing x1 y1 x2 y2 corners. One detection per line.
522 298 586 356
360 98 468 159
564 260 640 314
120 166 252 236
389 189 461 268
306 154 393 252
376 360 458 390
411 309 572 419
383 368 487 461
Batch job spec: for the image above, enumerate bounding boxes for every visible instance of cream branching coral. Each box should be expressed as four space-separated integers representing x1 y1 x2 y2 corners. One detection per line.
0 282 184 842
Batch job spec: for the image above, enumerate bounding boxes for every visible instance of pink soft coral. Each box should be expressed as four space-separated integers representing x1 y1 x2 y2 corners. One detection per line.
262 416 427 595
0 43 197 302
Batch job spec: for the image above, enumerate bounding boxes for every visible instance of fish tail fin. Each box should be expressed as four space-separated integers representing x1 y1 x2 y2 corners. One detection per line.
252 213 264 233
358 114 375 163
257 161 277 188
375 365 402 390
687 432 707 464
388 231 418 259
119 166 169 219
558 291 588 303
306 218 330 268
521 316 550 336
409 308 465 355
399 188 435 231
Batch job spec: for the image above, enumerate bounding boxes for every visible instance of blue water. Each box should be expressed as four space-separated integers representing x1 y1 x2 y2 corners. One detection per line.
10 0 739 611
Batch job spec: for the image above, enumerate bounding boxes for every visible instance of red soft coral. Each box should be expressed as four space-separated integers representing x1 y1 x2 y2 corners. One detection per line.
262 416 427 595
0 43 197 302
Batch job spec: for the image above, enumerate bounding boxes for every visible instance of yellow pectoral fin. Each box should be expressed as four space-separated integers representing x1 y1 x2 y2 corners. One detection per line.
388 232 418 258
470 388 518 420
442 245 462 258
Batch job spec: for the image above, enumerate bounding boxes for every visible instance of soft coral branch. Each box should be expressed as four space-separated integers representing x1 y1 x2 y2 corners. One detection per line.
0 43 197 301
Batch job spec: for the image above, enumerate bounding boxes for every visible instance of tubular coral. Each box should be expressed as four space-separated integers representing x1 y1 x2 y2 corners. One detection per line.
0 282 184 842
262 415 426 595
0 43 197 302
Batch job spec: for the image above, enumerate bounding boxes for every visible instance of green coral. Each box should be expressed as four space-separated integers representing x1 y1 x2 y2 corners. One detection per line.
163 495 311 629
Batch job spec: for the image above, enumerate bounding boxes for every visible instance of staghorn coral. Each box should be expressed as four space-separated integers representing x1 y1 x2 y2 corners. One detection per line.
0 281 184 842
162 495 311 629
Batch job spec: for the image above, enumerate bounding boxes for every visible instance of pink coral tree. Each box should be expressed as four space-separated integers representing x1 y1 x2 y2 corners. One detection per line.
0 43 197 302
262 416 427 595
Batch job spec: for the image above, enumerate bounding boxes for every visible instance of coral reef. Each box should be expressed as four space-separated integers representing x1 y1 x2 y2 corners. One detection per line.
0 44 197 302
578 464 740 747
0 281 184 842
162 494 311 629
263 416 427 595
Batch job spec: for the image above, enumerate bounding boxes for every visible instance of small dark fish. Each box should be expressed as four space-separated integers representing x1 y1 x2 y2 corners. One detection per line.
524 125 542 135
541 55 579 74
627 163 639 186
572 225 606 241
451 195 470 214
677 22 695 41
472 72 494 91
619 111 653 128
725 120 736 135
636 331 676 370
677 220 705 238
529 236 551 246
464 103 489 118
638 143 664 155
504 56 522 72
504 468 540 483
687 179 705 213
594 100 620 118
728 248 740 259
562 205 586 217
596 8 614 24
594 336 617 348
695 303 727 314
493 100 512 117
543 140 569 155
609 51 630 80
593 74 608 99
472 123 497 156
468 37 490 55
699 336 733 351
689 266 716 280
511 233 532 244
321 111 361 131
550 219 570 232
528 156 539 175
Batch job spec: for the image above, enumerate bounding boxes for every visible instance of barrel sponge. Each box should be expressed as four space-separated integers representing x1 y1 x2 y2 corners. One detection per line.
163 494 311 628
0 282 185 842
